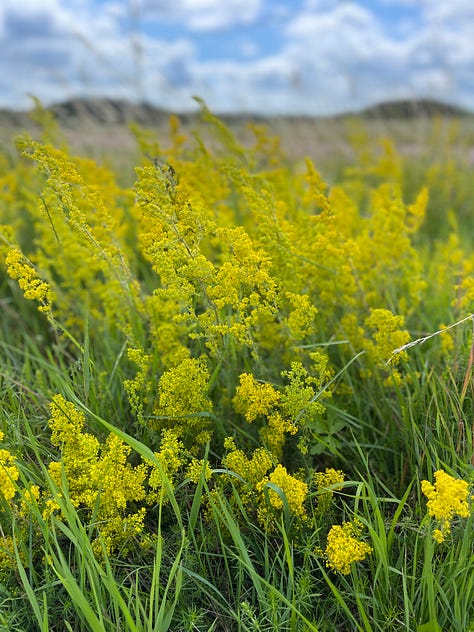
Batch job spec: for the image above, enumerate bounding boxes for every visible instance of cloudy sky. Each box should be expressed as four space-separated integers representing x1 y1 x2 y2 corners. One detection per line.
1 0 473 115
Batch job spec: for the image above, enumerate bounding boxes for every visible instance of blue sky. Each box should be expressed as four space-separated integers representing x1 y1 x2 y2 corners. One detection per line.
1 0 473 114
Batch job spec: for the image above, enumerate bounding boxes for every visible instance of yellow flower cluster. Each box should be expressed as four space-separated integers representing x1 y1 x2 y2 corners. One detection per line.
314 468 345 514
360 307 411 384
284 292 318 341
232 354 334 460
232 373 281 423
186 458 213 483
222 439 308 527
421 470 472 543
155 357 213 447
223 438 273 486
0 432 20 503
0 435 42 575
232 373 301 458
324 520 372 575
364 308 410 367
0 536 15 575
260 412 298 461
12 137 140 335
123 348 154 422
258 465 308 519
5 248 53 313
148 429 186 499
48 395 148 553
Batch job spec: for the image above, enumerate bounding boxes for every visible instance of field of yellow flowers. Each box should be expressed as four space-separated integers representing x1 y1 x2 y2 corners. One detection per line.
0 101 473 631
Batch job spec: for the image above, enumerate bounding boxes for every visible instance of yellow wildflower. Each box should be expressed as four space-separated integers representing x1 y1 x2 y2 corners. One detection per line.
364 308 410 367
42 497 62 520
47 395 149 553
148 429 186 498
325 520 372 575
5 248 54 313
0 536 16 574
0 433 19 503
19 485 40 517
421 470 471 542
314 468 345 514
232 373 280 423
223 443 273 487
258 465 308 519
260 411 297 461
438 324 454 355
285 291 318 340
154 358 213 446
186 458 213 483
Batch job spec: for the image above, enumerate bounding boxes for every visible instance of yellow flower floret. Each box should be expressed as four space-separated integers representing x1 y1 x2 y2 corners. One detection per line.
325 520 372 575
421 469 471 542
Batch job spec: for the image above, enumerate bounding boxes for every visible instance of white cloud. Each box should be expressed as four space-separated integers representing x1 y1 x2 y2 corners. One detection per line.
274 2 473 113
142 0 262 31
286 4 385 63
0 0 472 114
390 0 474 19
277 5 412 112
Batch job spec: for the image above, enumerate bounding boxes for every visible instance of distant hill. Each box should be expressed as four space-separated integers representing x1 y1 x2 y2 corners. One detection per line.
49 98 172 127
0 97 471 131
356 98 470 119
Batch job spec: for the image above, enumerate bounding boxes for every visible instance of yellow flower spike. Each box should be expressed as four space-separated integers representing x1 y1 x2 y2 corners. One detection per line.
5 248 54 314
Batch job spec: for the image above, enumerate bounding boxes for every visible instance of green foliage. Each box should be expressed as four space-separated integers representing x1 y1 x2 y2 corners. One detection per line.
0 105 473 630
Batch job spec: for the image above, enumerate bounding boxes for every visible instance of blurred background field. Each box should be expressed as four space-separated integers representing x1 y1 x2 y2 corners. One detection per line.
2 96 473 245
2 96 473 165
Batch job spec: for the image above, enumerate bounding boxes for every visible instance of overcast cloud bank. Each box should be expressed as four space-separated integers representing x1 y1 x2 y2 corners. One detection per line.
1 0 472 115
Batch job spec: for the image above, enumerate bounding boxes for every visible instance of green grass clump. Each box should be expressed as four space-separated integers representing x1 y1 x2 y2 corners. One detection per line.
0 102 473 631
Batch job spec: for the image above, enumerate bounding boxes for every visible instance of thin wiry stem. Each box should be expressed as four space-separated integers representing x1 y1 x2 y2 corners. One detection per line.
386 313 474 365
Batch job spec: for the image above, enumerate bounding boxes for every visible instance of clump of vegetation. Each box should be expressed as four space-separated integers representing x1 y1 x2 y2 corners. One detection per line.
0 101 473 631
